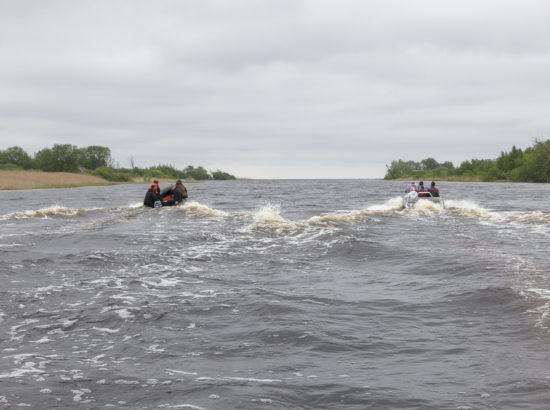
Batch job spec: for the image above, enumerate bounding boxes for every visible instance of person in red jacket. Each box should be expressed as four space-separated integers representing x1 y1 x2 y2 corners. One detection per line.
406 181 417 192
417 181 428 197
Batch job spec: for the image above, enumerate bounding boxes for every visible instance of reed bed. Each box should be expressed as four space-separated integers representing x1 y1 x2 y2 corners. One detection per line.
0 170 112 190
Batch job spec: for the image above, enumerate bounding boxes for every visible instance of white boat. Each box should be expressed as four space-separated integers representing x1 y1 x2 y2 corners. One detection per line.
403 190 445 209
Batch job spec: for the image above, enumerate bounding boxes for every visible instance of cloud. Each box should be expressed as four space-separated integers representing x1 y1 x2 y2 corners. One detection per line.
1 0 549 178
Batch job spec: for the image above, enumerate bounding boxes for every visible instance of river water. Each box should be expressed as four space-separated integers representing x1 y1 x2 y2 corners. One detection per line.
0 179 549 409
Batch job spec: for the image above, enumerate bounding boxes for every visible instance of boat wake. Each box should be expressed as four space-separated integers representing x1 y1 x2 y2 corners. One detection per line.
1 198 548 232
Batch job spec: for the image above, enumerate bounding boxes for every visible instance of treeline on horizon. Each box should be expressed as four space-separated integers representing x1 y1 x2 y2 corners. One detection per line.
384 139 550 183
0 144 236 181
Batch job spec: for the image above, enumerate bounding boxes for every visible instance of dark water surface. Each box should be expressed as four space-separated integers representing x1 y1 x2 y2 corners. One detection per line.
1 180 549 409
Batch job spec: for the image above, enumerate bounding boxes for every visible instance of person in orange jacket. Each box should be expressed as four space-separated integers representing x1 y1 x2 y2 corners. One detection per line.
143 180 164 208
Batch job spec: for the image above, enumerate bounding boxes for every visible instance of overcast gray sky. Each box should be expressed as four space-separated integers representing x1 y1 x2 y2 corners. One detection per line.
1 0 549 178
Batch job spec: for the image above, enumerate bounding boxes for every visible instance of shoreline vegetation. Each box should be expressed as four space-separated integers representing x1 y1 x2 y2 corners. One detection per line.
0 170 112 190
0 170 203 190
0 144 237 190
0 170 205 191
384 139 550 183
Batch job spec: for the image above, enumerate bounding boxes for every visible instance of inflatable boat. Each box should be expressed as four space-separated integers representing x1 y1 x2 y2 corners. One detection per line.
160 186 174 202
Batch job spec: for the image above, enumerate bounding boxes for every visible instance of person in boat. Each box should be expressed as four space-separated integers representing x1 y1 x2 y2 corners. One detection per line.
407 181 417 192
143 180 165 208
428 181 440 197
417 181 429 197
164 179 188 206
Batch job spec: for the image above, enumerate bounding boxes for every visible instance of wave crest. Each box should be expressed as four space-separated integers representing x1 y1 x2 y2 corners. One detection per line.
179 201 228 217
248 204 300 231
3 206 82 219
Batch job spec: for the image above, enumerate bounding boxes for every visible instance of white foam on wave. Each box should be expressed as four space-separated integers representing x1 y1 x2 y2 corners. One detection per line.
0 243 23 248
195 376 281 383
159 403 208 410
501 211 550 224
367 196 404 212
142 277 181 288
245 203 371 238
115 379 140 385
179 201 228 217
248 203 300 231
110 202 143 211
446 200 550 228
30 337 52 344
499 252 550 329
306 210 366 225
401 199 445 216
445 199 493 219
1 202 147 220
92 326 120 333
115 309 135 319
146 344 165 353
3 205 82 219
71 388 92 403
522 286 550 328
166 369 198 376
306 197 403 225
0 360 45 379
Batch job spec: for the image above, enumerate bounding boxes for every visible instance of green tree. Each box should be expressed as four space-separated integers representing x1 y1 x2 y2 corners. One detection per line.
517 139 550 182
212 170 236 180
80 146 112 170
184 165 211 180
0 146 33 169
421 157 440 170
35 144 79 172
89 166 131 182
456 160 473 176
384 160 420 179
441 161 455 170
34 148 55 171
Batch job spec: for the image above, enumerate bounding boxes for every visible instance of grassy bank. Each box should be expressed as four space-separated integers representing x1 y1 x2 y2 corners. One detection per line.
0 170 113 190
393 176 510 183
0 170 202 190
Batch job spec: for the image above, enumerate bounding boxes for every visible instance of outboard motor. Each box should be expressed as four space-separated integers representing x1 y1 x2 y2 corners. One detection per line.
403 191 418 209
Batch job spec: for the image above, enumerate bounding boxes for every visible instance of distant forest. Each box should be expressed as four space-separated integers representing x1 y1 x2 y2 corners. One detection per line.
385 139 550 183
0 144 236 181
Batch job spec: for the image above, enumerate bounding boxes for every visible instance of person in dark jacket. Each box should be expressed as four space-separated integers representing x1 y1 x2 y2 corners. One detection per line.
428 181 440 197
165 179 188 206
143 180 164 208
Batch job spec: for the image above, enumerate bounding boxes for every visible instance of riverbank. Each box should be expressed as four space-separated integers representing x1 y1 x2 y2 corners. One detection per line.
390 176 509 183
0 170 116 190
0 170 206 190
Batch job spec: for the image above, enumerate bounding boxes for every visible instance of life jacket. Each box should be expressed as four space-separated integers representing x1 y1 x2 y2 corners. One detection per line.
417 185 428 197
148 182 160 195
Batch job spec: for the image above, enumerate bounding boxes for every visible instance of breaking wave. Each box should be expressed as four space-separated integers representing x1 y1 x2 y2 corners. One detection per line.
0 203 144 220
400 199 445 216
248 203 301 231
178 201 228 217
445 199 493 218
2 205 83 219
446 200 550 225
